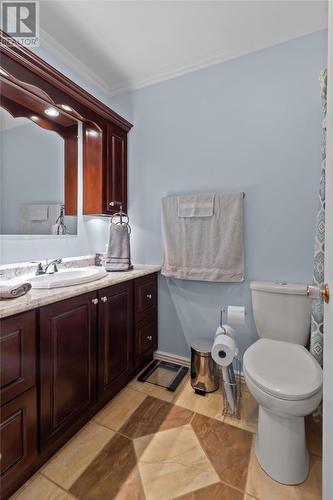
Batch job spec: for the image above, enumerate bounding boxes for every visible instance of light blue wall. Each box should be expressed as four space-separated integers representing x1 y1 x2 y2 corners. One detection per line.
110 31 328 359
0 32 327 362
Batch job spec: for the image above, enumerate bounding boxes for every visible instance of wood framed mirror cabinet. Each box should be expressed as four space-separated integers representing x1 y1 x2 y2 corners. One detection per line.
0 30 133 220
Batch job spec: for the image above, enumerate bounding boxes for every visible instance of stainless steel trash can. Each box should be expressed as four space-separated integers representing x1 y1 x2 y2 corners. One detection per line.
191 339 219 395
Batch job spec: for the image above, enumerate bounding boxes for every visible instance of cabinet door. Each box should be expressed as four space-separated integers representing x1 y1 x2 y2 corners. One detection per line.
82 122 104 215
105 124 127 215
135 274 157 323
135 310 158 366
98 281 133 401
0 387 37 499
0 311 36 405
39 293 97 450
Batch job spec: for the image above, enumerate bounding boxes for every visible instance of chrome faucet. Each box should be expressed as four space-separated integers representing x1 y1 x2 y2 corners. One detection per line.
33 259 62 276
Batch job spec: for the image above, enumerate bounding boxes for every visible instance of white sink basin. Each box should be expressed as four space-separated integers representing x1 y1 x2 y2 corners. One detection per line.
25 267 107 289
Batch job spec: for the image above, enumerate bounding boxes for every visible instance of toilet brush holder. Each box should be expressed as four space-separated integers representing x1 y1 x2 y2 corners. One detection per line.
221 357 242 419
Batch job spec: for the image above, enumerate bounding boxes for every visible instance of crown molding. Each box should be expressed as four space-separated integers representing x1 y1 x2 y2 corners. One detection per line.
39 28 111 97
107 28 326 97
33 27 326 98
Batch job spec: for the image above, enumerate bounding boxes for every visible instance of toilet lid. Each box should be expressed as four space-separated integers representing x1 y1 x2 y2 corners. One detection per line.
243 339 322 401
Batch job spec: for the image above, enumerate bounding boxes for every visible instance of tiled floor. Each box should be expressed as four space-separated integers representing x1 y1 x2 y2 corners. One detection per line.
12 374 322 500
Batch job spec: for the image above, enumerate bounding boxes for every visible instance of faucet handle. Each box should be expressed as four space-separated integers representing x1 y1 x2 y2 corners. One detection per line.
31 262 45 275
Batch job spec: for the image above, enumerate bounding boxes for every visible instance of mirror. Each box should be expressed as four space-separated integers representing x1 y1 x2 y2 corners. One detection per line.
0 77 79 235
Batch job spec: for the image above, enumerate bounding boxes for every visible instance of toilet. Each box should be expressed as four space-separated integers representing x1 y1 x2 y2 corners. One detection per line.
243 281 323 485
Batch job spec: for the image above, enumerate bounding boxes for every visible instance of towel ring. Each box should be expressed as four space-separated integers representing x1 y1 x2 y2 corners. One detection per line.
111 212 131 234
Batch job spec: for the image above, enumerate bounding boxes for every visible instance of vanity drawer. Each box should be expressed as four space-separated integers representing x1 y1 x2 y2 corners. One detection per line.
0 387 37 499
135 310 158 360
0 311 36 405
135 274 157 322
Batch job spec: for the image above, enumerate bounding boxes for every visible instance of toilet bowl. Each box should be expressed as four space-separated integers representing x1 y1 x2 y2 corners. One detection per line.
244 282 323 485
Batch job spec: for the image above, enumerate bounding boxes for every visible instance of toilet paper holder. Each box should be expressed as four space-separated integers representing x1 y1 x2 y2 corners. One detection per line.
220 358 242 419
218 308 242 419
219 309 227 332
220 306 246 329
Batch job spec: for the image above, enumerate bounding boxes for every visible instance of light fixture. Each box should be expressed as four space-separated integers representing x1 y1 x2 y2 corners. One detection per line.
44 107 59 117
61 104 73 112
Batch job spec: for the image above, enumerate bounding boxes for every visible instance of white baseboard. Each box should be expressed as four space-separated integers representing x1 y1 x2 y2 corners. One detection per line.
154 350 191 368
154 349 246 385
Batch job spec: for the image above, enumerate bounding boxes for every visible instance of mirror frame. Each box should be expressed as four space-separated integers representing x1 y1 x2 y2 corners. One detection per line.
1 78 79 218
0 30 132 217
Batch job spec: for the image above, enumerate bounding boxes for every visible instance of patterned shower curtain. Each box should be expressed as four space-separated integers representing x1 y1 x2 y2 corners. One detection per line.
310 69 327 367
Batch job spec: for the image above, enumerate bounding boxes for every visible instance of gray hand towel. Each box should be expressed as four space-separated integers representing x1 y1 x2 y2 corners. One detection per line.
0 282 32 299
105 223 132 272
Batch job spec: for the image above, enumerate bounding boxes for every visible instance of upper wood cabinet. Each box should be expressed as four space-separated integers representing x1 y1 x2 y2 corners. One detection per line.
105 123 127 215
0 31 132 219
83 122 128 216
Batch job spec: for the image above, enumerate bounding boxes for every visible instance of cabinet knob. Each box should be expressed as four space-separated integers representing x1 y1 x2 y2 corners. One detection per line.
101 296 108 303
147 335 153 341
91 298 98 305
147 294 152 300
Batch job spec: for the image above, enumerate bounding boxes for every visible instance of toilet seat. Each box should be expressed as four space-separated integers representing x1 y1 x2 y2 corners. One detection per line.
243 339 322 401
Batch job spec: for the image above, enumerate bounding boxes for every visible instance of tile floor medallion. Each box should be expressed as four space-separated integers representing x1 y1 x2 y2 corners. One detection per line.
11 374 322 500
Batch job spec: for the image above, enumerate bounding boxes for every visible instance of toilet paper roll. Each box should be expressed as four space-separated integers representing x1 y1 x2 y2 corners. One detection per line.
227 305 245 325
221 324 236 338
215 324 236 338
222 325 239 357
211 333 237 367
215 326 226 337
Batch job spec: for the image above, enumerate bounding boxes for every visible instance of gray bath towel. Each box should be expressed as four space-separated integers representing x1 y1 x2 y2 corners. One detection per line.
0 282 32 299
161 192 244 282
105 223 132 272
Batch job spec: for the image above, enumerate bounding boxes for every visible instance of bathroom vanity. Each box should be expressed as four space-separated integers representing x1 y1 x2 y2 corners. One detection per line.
0 267 159 498
0 31 153 498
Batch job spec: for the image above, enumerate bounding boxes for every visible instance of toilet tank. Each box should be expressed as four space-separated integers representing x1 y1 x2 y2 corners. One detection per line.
250 281 311 345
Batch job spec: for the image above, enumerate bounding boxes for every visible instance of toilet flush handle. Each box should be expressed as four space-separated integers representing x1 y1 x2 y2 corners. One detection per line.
307 284 330 304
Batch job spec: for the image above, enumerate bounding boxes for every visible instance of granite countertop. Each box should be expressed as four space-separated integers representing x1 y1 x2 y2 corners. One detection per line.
0 265 160 319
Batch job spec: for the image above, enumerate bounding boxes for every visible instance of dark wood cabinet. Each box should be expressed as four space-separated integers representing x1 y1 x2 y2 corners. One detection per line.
0 272 158 498
135 274 157 323
135 311 158 359
0 311 36 405
83 122 128 216
0 312 37 498
0 388 37 499
105 124 127 215
134 274 158 367
98 281 133 401
39 292 97 450
1 31 132 220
